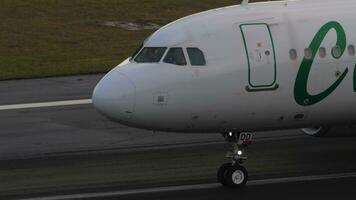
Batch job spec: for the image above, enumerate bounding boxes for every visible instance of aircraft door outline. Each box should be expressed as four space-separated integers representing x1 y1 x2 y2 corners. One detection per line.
240 23 278 91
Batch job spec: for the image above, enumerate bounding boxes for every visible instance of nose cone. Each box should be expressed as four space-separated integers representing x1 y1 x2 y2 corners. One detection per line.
92 71 136 122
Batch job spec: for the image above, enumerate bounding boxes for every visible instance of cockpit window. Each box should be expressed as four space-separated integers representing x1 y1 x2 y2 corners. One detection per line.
134 47 167 63
130 44 143 61
187 48 206 66
163 48 187 66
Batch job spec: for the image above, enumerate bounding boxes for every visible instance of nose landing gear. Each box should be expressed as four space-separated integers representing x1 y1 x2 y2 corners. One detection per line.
218 132 252 188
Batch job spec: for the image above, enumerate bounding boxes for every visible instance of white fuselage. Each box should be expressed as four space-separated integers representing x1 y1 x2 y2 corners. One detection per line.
92 0 356 133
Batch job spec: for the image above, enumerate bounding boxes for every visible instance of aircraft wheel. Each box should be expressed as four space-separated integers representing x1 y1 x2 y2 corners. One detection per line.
217 163 232 186
224 164 248 188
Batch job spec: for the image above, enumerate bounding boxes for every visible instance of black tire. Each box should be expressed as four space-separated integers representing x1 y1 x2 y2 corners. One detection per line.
217 163 232 186
225 164 248 188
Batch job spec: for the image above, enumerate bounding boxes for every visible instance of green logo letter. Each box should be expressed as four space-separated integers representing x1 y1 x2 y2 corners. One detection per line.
294 21 348 106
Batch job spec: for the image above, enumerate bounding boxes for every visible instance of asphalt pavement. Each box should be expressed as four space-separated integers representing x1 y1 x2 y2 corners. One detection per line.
1 75 356 200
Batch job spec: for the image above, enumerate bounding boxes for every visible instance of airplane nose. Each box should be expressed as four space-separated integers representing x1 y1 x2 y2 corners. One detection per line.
92 71 136 122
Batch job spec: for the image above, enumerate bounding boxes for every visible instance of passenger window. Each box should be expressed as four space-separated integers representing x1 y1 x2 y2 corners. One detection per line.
163 48 187 66
319 47 326 58
304 48 313 59
134 47 167 63
289 49 297 60
332 45 341 58
348 45 355 56
187 48 206 66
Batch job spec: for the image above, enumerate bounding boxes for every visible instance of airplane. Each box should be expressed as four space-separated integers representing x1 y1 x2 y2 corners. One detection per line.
92 0 356 188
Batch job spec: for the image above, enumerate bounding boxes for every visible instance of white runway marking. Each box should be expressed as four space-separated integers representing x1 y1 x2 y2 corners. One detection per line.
20 172 356 200
0 99 92 111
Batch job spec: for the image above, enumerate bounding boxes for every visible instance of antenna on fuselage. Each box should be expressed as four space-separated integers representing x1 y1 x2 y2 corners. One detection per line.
241 0 249 6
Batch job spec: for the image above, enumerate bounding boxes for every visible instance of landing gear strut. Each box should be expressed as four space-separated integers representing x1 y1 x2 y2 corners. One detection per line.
218 131 252 188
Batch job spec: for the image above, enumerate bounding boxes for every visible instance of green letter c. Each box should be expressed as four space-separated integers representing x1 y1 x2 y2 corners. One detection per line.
294 21 348 106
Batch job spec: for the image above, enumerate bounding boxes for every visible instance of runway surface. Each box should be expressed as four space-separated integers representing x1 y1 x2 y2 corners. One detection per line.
1 75 356 199
84 177 356 200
